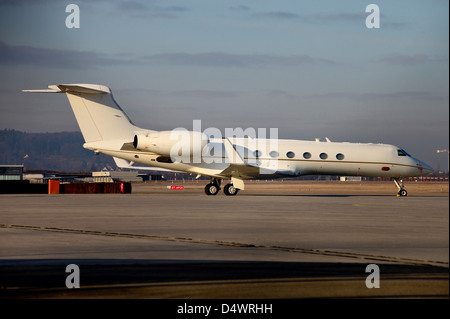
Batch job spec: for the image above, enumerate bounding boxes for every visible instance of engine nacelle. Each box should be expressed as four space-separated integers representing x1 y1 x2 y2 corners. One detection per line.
133 130 209 160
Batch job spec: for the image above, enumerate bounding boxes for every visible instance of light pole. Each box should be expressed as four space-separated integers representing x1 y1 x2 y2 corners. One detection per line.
437 149 449 173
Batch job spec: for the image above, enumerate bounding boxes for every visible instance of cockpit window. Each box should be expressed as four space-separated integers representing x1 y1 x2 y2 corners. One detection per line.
397 149 410 157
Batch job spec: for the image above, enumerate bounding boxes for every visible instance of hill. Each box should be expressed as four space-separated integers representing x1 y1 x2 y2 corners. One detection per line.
0 129 115 172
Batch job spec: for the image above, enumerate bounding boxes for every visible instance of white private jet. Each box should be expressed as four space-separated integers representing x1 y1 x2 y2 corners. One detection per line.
23 84 433 196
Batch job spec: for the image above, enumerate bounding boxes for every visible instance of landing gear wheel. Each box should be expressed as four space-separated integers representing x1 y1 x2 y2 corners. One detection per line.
398 189 408 197
394 178 408 197
205 183 219 195
224 183 239 196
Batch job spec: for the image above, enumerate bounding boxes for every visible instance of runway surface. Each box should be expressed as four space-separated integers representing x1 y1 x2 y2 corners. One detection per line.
0 181 448 299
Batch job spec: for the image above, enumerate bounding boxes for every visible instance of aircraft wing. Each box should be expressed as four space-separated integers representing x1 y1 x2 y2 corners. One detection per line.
219 138 293 189
220 164 292 178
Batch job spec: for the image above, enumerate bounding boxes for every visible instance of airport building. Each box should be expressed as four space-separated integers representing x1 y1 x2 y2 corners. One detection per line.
0 165 24 181
92 171 143 183
20 170 145 183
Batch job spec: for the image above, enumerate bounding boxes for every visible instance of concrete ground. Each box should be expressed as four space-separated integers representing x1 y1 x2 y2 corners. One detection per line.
0 181 448 299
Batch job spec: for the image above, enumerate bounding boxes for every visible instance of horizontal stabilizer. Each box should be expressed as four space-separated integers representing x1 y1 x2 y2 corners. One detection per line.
22 88 61 93
22 84 111 94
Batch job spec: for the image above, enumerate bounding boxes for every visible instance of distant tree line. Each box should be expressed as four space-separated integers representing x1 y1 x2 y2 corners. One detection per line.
0 129 114 172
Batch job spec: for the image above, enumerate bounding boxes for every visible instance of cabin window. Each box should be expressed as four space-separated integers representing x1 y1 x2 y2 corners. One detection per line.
303 152 311 159
286 151 295 159
319 153 328 160
336 153 345 160
253 150 262 158
397 149 409 157
269 150 279 158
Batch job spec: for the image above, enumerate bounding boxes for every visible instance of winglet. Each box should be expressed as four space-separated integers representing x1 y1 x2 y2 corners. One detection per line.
222 138 246 190
223 137 245 165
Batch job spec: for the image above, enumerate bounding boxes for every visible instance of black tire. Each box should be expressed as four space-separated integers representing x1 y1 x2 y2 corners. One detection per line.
205 183 219 195
224 183 239 196
398 189 407 197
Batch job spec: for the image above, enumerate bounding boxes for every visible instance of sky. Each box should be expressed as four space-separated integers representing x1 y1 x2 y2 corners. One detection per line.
0 0 448 171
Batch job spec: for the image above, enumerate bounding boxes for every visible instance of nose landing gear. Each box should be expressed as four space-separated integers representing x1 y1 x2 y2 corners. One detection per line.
394 178 408 197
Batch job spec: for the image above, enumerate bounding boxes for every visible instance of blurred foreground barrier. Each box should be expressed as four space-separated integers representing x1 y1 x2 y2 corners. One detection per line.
58 182 132 194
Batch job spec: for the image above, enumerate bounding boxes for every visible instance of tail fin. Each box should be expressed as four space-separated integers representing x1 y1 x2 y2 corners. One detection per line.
23 84 139 143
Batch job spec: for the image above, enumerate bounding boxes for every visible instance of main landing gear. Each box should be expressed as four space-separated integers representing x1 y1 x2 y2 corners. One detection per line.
204 178 239 196
393 177 408 197
204 182 220 195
